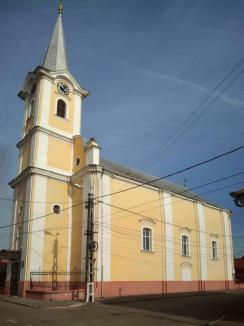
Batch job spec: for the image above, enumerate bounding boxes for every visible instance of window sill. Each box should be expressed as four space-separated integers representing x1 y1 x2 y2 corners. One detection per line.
181 254 191 258
54 114 69 121
141 250 155 254
211 258 219 261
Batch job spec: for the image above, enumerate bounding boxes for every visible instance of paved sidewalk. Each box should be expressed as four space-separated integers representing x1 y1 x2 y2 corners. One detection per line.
0 294 84 309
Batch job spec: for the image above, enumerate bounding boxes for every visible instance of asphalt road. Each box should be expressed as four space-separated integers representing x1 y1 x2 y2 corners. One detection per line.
0 290 243 326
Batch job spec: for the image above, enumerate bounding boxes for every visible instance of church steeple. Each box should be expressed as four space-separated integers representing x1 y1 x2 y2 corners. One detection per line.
42 4 68 72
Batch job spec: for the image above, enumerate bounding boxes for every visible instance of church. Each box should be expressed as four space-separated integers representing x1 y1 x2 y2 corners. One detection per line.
2 5 235 301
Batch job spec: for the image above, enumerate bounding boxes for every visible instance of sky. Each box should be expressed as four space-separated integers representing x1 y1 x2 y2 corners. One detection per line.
0 0 243 255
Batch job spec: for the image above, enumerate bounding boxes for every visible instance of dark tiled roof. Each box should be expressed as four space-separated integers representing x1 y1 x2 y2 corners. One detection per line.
100 158 224 209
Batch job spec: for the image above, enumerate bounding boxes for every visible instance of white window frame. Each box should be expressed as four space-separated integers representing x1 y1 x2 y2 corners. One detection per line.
56 98 69 120
181 234 190 257
142 227 153 252
211 240 218 259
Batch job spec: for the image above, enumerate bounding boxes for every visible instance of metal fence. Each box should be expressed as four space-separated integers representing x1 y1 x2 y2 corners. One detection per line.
30 270 85 291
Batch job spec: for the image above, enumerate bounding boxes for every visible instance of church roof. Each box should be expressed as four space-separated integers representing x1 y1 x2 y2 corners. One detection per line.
42 14 68 72
100 158 224 209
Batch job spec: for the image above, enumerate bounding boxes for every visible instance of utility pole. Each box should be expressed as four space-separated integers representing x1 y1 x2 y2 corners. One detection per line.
85 192 95 303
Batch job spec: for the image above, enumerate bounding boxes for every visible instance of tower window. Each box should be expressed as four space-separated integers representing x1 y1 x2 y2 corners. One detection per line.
181 235 189 256
57 99 66 118
53 205 61 214
75 157 80 166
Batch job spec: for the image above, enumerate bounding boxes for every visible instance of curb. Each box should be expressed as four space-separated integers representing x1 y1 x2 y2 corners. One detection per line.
0 297 85 309
0 298 39 308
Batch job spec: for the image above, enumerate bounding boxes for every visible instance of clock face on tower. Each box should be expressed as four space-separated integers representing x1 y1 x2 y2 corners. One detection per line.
57 82 70 96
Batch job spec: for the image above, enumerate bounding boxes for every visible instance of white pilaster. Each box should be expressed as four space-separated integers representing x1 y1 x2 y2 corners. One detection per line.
66 191 72 273
19 177 32 281
39 79 51 128
196 202 208 280
97 174 111 283
29 175 47 273
73 94 81 136
162 191 174 281
223 211 234 280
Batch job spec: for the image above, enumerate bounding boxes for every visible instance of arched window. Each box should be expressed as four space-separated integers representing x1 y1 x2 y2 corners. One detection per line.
143 227 152 252
212 240 218 259
75 157 80 166
57 99 66 118
181 235 189 256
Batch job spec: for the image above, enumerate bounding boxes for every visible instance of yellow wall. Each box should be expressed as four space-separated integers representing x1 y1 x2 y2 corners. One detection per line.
47 136 72 171
110 177 164 281
20 139 32 172
72 136 86 174
42 178 70 271
171 196 200 281
204 206 226 280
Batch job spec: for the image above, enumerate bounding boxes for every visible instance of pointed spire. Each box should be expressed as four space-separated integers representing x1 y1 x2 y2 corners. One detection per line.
42 3 68 72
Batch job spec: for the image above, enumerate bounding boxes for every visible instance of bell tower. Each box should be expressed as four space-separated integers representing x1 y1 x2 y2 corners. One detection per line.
9 4 89 296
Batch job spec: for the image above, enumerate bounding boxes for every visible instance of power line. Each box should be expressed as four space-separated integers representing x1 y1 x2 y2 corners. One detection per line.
0 169 243 205
101 181 244 240
142 61 244 170
99 144 244 200
0 200 87 230
0 146 243 231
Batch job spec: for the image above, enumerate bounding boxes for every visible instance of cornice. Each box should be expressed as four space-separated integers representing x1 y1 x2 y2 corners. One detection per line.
9 166 70 188
71 164 103 183
16 126 74 148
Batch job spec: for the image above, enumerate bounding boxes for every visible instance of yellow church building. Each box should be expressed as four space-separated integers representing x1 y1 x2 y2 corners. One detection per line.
4 6 235 301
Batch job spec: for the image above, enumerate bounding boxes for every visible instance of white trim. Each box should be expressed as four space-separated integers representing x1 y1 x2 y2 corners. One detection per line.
197 202 208 280
55 97 69 120
29 175 47 273
36 132 48 168
211 239 218 259
20 176 32 281
181 233 190 257
97 174 111 282
181 265 192 281
223 211 234 280
162 191 174 281
66 192 72 274
73 94 81 135
141 225 154 252
39 78 51 128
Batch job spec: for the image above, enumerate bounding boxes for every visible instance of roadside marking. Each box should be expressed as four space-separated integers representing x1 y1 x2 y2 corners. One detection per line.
5 320 17 324
207 315 227 325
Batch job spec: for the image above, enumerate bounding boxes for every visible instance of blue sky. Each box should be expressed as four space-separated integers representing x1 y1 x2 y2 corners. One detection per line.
0 0 243 254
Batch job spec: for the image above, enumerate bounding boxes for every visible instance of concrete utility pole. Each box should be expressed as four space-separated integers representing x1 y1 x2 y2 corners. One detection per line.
85 193 95 303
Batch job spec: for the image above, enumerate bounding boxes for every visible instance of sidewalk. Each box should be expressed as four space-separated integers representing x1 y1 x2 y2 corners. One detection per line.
0 294 85 309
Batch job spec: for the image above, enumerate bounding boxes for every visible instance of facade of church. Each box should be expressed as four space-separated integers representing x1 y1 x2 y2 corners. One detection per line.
5 9 235 300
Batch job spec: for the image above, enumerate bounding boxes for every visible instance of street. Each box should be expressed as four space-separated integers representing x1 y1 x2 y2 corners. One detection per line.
0 290 244 325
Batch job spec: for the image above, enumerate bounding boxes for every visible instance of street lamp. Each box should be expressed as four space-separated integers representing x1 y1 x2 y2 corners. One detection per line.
230 189 244 207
